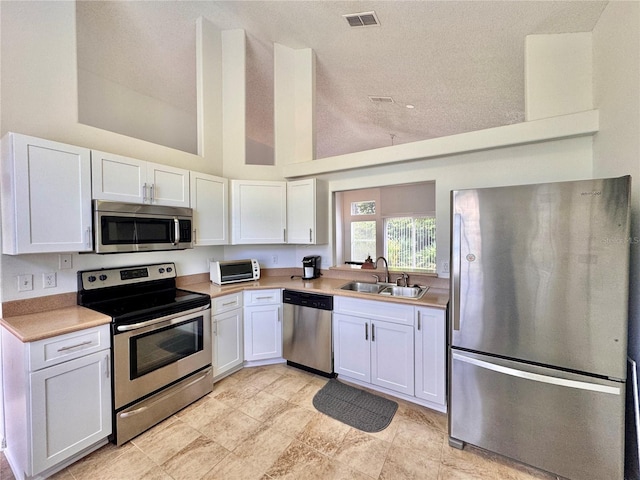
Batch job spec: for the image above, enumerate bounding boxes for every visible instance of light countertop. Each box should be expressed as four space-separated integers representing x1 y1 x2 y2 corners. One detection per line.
1 275 448 343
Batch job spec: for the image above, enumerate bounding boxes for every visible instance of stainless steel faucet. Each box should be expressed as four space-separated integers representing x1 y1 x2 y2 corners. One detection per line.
375 256 389 283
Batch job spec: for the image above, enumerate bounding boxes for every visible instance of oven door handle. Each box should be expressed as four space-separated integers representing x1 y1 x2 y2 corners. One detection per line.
116 305 210 332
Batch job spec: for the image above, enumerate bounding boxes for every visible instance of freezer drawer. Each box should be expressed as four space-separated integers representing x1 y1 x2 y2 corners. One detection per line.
449 350 624 480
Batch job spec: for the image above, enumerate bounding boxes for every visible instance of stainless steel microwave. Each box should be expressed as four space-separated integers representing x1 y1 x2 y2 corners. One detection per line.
94 200 193 254
210 259 260 285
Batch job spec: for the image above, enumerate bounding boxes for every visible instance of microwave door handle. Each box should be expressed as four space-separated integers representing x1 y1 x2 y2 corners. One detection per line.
173 217 180 245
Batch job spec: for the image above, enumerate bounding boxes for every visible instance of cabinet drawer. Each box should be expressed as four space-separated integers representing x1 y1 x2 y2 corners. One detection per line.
29 324 111 371
334 296 414 326
212 292 243 314
244 289 281 306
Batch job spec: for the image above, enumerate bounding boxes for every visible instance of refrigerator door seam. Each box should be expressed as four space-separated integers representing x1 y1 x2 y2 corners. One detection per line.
453 352 621 395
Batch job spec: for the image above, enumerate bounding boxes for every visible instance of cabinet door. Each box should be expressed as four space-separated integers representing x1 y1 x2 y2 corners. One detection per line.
213 308 243 378
147 162 190 207
371 320 414 395
231 180 286 244
287 179 318 244
333 313 370 382
91 150 146 203
30 350 111 475
2 133 93 254
415 307 446 405
244 305 282 361
190 172 228 245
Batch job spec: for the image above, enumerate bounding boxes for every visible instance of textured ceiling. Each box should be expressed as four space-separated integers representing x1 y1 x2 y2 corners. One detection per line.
76 1 608 159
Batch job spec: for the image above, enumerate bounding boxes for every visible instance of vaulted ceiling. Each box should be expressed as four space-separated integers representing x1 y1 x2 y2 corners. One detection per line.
76 1 608 159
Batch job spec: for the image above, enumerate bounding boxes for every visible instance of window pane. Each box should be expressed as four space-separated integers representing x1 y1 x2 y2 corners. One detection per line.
385 216 436 271
351 221 376 262
351 201 375 216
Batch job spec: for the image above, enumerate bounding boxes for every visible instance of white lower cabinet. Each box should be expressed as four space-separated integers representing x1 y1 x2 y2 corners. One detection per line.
1 324 112 480
243 289 282 362
415 306 446 407
212 293 243 380
333 297 414 396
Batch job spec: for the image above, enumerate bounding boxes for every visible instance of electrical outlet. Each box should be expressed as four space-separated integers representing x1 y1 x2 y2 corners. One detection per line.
58 254 72 270
442 261 450 273
17 274 33 292
272 255 278 265
43 272 57 288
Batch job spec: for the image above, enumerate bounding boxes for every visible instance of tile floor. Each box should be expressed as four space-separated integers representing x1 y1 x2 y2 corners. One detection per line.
1 363 559 480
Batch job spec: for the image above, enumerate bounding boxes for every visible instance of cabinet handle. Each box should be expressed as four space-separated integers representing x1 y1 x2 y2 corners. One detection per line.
143 183 148 203
105 354 110 379
365 323 368 341
150 184 155 203
57 340 93 352
193 229 197 244
372 323 375 342
85 227 92 248
309 228 313 242
417 312 421 331
283 228 286 242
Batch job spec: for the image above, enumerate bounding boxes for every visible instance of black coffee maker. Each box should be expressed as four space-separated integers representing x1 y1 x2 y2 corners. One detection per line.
302 255 321 280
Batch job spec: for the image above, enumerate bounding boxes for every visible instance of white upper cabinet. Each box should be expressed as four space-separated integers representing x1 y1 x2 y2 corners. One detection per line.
286 178 328 244
92 150 190 207
1 133 93 254
190 172 228 245
231 180 286 244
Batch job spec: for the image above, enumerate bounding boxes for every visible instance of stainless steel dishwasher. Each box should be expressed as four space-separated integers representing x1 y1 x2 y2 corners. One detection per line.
282 290 334 377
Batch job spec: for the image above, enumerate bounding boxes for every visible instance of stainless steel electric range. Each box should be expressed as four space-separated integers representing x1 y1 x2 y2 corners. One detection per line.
77 262 212 445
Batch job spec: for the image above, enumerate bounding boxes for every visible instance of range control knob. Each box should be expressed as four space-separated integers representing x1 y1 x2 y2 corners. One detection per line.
99 274 108 281
158 268 165 274
166 267 173 273
87 275 97 283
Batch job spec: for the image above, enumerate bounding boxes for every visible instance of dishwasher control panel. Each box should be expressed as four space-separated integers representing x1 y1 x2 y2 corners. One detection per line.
282 290 333 310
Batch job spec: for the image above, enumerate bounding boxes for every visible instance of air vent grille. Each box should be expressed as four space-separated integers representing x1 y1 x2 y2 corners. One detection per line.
369 96 394 104
343 11 380 28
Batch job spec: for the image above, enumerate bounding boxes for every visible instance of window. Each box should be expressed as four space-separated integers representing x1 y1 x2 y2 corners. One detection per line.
337 182 436 272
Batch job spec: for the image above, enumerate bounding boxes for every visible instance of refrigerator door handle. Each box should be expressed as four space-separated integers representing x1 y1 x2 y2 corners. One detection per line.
451 213 462 331
452 352 621 395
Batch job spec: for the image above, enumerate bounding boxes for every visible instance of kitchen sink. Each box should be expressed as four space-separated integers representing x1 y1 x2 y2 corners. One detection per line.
379 285 429 299
338 281 429 299
339 281 385 294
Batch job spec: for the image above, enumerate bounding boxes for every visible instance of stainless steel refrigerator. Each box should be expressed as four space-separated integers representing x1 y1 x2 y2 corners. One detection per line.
449 176 631 480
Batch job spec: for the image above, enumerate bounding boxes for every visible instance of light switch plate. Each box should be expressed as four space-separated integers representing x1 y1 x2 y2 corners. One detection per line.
17 274 33 292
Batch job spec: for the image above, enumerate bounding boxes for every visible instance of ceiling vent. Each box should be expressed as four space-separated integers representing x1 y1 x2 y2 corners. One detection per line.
369 96 394 104
343 11 380 28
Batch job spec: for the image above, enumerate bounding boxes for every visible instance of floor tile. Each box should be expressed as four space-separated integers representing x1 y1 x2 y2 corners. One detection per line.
332 428 391 478
232 423 293 471
160 436 230 480
1 364 562 480
131 417 202 465
295 412 352 456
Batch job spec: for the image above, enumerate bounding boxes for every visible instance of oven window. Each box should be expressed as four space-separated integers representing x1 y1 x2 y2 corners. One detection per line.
130 317 203 379
101 216 174 245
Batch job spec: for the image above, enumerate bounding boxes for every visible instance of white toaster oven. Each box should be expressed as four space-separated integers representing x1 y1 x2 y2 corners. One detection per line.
210 259 260 285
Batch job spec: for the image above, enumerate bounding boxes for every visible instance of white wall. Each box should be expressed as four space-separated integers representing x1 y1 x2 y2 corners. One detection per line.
592 2 640 478
319 136 594 275
0 1 220 175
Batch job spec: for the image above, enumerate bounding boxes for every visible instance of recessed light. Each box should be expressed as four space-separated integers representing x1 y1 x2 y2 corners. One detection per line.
405 104 415 109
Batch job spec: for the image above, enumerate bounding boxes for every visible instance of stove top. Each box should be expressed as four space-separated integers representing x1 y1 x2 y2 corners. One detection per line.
77 262 210 325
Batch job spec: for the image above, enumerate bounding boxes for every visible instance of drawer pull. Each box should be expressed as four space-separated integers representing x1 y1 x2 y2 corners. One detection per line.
57 340 93 352
255 296 273 300
222 301 238 307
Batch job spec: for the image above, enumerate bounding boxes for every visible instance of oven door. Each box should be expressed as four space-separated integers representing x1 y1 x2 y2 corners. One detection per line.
113 305 211 410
